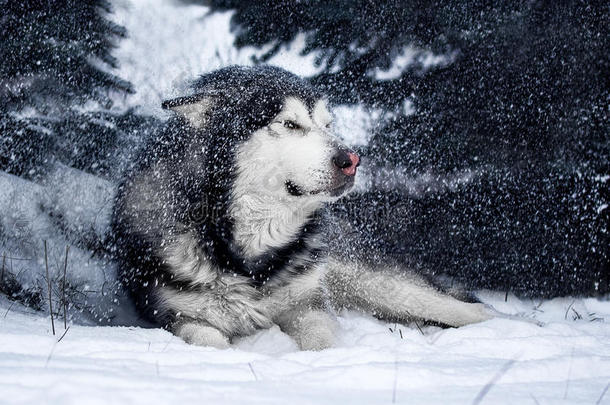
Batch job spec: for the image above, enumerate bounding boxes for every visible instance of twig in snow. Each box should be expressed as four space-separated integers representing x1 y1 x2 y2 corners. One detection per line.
1 252 5 282
62 245 69 329
564 347 575 399
565 300 575 320
162 335 174 352
596 382 609 405
44 241 55 335
532 300 544 313
3 301 15 318
413 321 424 335
588 313 604 322
529 394 540 405
45 342 57 368
391 359 399 403
57 326 70 342
472 358 518 405
571 307 582 320
428 330 444 345
248 362 259 381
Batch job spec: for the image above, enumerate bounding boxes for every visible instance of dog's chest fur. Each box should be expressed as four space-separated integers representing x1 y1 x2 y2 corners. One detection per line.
156 218 328 337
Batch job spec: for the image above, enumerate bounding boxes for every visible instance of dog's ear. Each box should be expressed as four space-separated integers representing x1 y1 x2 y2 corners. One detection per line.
162 94 218 128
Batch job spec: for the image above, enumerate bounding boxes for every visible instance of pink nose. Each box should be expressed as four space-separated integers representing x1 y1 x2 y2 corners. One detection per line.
333 150 360 176
343 152 360 176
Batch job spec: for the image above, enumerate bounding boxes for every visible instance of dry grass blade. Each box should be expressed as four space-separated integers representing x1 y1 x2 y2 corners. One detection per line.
57 326 70 343
62 245 70 329
391 359 399 403
248 363 259 381
565 301 575 320
564 347 575 399
472 358 517 405
44 241 55 335
596 382 609 405
3 301 15 318
1 252 5 282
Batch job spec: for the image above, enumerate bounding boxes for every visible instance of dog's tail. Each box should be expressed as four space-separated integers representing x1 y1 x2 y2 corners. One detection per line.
324 258 495 327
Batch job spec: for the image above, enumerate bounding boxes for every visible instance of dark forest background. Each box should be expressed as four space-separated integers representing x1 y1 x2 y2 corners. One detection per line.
1 0 608 303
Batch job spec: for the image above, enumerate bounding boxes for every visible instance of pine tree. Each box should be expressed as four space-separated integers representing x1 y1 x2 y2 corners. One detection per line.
0 0 152 180
206 0 609 296
0 0 159 308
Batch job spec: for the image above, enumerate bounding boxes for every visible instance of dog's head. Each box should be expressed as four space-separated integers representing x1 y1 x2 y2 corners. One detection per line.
162 66 359 203
237 95 360 201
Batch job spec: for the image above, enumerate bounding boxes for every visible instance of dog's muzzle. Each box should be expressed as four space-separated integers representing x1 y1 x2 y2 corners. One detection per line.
332 149 360 176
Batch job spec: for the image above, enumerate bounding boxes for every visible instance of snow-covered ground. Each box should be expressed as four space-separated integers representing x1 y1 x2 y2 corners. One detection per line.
1 294 609 404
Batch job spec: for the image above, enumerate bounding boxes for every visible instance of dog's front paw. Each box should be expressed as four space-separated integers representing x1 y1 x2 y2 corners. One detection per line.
295 326 336 351
174 322 230 349
291 311 338 351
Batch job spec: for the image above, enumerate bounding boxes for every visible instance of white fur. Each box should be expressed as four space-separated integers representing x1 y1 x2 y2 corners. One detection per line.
229 192 321 259
230 97 337 258
324 258 494 327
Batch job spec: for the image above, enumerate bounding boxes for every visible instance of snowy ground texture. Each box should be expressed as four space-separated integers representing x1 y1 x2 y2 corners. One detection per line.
1 294 609 404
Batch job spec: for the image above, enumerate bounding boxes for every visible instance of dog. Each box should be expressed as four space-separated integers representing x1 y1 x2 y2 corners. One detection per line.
111 66 497 350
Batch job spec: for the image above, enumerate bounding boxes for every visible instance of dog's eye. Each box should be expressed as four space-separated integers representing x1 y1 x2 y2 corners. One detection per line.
283 120 301 130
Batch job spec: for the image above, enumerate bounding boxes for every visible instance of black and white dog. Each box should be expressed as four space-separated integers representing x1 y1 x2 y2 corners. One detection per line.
112 66 496 350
